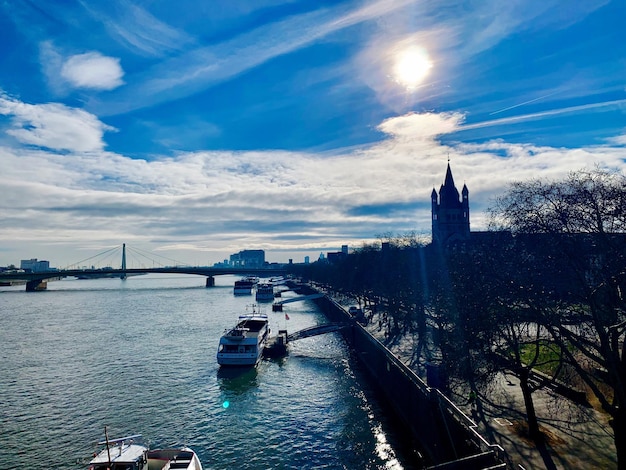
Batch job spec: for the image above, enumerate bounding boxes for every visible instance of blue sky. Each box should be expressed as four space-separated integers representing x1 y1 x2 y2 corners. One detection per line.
1 0 625 267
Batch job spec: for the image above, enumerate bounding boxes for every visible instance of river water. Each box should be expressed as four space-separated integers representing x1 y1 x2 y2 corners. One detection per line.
0 274 414 469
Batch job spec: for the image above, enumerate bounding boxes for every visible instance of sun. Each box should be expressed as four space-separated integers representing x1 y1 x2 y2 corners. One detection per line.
393 47 432 90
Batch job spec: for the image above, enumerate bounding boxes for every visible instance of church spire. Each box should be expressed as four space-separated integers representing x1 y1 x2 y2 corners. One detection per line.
444 162 455 188
431 162 470 244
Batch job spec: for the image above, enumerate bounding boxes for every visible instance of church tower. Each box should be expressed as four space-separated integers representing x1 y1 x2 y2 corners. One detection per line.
431 163 470 244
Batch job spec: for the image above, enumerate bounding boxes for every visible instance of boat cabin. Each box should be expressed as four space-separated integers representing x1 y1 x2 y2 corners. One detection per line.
89 442 147 470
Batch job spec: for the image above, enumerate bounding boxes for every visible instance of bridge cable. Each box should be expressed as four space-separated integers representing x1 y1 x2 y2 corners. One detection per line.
124 244 190 267
64 245 122 270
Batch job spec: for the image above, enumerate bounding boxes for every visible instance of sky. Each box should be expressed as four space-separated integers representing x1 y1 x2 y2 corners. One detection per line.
1 0 625 268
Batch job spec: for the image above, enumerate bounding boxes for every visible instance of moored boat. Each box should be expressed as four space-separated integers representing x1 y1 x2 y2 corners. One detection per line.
233 276 257 295
88 432 203 470
255 282 274 301
217 305 270 366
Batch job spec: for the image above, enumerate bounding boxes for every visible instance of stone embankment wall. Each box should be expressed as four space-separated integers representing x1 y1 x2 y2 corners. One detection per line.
293 282 507 470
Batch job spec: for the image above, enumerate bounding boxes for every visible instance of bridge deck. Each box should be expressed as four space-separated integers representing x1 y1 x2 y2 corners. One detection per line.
286 323 347 342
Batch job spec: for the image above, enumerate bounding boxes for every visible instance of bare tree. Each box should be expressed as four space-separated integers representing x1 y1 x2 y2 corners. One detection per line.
490 168 626 467
438 234 554 439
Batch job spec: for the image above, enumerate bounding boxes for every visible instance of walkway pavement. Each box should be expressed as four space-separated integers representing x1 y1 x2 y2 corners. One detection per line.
335 296 617 469
455 371 616 469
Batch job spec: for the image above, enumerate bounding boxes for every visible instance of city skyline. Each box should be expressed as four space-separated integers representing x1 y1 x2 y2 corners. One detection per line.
1 0 625 266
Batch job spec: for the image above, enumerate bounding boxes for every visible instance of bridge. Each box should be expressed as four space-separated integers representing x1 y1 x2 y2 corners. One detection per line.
0 244 288 291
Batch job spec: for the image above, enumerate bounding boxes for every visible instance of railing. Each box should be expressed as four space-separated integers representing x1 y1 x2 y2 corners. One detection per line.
286 323 347 341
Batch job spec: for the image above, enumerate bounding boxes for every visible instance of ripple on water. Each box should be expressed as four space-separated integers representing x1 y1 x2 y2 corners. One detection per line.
0 276 412 469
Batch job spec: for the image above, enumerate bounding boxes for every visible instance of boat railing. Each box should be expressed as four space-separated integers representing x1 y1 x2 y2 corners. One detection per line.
224 327 249 339
97 434 143 446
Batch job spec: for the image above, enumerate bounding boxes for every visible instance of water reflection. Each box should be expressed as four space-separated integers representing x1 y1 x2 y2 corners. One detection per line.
217 366 258 394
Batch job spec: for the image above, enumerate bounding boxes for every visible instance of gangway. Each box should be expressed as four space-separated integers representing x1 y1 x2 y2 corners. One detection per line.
286 323 347 342
274 293 324 305
272 293 324 311
264 322 350 358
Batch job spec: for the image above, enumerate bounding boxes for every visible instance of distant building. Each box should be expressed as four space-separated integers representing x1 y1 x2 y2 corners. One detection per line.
20 258 52 272
327 245 349 263
229 250 265 267
304 256 310 264
431 163 470 244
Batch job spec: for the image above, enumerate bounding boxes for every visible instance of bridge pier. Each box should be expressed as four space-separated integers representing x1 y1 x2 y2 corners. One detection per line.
26 280 47 291
205 276 215 287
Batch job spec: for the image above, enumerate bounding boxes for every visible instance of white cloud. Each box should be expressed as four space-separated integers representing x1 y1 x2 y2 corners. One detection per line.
39 41 66 95
605 134 626 146
87 0 416 116
40 42 124 94
1 110 625 267
81 0 194 57
377 112 464 141
0 94 115 152
60 52 124 90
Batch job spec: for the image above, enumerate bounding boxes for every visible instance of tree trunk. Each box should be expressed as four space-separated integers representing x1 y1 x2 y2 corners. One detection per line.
519 368 541 440
613 408 626 470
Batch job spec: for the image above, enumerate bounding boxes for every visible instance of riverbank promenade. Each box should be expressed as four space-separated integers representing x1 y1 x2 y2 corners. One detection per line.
457 371 615 469
332 293 617 469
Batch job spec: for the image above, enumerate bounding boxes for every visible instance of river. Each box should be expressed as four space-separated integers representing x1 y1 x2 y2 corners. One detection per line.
0 274 415 469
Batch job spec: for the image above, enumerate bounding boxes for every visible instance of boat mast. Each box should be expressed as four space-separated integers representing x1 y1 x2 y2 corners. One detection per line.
104 426 112 469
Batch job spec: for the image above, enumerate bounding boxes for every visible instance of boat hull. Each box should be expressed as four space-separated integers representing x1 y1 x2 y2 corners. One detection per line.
216 352 263 366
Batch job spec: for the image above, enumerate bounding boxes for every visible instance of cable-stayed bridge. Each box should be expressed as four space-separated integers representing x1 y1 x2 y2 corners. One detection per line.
0 244 287 291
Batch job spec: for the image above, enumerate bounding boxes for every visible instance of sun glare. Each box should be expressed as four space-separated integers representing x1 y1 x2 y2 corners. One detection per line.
393 47 432 90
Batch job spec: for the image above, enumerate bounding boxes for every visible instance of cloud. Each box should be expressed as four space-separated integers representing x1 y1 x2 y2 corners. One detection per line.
456 99 626 132
606 134 626 146
0 94 115 152
80 0 194 57
60 52 124 90
87 0 415 116
1 109 625 266
39 41 66 95
377 112 465 141
40 42 124 94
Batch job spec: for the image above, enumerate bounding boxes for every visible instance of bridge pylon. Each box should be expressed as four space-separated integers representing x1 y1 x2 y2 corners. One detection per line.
121 243 127 280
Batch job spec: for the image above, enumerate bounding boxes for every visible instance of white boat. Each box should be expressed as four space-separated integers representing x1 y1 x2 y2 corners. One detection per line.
88 433 203 470
217 306 270 366
255 282 274 301
233 276 257 295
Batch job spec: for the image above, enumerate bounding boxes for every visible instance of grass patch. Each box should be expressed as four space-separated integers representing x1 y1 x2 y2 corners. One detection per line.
517 340 568 377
